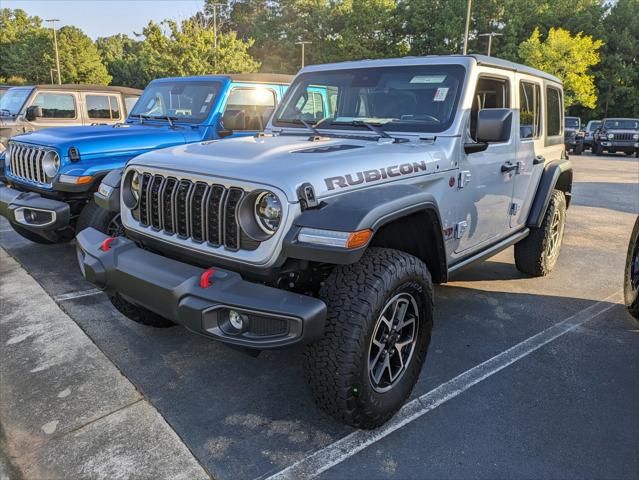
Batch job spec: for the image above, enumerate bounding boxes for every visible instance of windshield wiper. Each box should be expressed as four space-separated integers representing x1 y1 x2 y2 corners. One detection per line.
151 114 179 127
330 120 405 143
129 113 151 124
277 119 329 137
0 109 14 117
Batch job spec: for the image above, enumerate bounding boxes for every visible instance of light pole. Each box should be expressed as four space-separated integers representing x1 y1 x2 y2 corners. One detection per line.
478 32 502 56
295 41 312 68
209 3 225 71
46 19 62 85
462 0 472 55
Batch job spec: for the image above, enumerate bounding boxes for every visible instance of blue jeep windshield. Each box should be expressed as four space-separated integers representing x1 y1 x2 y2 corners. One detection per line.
0 87 33 116
274 65 465 133
129 81 220 124
603 119 639 130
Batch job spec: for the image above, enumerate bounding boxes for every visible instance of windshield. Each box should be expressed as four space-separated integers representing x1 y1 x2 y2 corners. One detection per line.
603 119 639 130
129 81 220 123
586 121 601 132
274 65 465 134
564 117 580 129
0 87 33 116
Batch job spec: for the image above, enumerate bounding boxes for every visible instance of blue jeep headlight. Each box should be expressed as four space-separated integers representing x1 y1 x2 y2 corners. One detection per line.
42 151 60 178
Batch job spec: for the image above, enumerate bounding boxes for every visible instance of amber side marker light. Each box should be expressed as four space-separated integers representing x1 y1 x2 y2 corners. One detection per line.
297 227 373 249
59 174 93 185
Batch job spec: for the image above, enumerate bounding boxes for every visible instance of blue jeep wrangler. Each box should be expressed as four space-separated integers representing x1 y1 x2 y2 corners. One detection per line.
0 73 292 243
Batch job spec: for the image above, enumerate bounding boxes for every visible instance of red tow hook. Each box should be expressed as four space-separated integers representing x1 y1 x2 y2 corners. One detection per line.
100 236 116 252
200 268 216 288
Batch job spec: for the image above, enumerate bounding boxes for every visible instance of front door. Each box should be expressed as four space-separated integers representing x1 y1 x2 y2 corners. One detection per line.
455 75 516 254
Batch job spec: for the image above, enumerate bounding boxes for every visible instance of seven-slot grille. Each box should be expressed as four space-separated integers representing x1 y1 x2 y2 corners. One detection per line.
611 132 636 141
135 172 258 251
7 142 55 185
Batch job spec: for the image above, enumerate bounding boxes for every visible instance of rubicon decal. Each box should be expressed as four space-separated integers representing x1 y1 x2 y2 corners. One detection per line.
325 161 428 191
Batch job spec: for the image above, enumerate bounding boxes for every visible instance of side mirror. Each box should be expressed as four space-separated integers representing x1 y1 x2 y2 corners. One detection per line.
476 108 512 143
25 105 43 121
219 109 246 137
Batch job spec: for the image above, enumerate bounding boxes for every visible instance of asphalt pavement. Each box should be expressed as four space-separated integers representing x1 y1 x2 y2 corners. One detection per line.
0 152 637 480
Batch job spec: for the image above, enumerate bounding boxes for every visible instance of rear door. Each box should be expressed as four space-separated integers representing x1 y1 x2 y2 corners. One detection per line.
82 92 123 125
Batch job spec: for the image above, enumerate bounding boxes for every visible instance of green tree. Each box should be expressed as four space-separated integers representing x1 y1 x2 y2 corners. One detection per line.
138 19 260 82
519 27 603 108
56 26 111 85
96 34 145 88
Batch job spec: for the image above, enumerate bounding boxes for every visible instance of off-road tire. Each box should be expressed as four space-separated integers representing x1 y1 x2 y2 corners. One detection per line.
594 143 603 156
9 223 57 244
574 143 583 155
624 216 639 321
304 248 434 429
109 292 176 328
515 189 567 276
76 200 123 237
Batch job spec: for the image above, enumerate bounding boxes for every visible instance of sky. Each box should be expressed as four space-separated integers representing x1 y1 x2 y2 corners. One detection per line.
4 0 206 39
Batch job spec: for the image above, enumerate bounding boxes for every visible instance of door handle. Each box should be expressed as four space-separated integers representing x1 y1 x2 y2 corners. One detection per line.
501 162 519 173
533 155 545 165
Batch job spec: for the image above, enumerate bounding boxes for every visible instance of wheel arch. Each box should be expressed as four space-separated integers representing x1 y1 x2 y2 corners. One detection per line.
527 160 573 229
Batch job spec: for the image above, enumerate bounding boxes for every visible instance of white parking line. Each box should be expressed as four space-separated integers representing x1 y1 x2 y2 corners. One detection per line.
54 288 103 302
264 292 622 480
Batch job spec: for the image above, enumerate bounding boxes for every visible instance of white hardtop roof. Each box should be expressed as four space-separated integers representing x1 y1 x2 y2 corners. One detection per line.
300 54 562 85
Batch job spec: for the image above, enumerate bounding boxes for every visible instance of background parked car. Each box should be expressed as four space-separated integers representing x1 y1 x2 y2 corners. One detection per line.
0 73 292 244
0 84 142 152
593 118 639 157
582 119 601 151
564 116 584 154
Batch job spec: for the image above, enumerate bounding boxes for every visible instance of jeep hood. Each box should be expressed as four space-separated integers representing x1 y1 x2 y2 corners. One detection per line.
129 133 453 202
10 123 191 159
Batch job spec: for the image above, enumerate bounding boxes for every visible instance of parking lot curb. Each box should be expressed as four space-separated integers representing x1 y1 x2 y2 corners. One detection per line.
0 248 211 480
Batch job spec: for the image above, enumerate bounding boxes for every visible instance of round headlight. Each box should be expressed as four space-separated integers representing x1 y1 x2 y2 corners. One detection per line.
130 171 141 200
254 191 282 234
633 134 639 140
607 133 614 139
42 151 60 178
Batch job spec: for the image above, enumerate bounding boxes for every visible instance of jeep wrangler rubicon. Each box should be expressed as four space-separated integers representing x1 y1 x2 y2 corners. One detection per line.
0 74 291 243
76 55 572 429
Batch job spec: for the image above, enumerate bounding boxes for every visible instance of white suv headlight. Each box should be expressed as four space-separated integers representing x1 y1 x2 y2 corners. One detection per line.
607 133 614 139
254 191 282 234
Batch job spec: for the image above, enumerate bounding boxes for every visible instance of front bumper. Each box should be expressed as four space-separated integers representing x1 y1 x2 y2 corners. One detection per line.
0 183 71 240
599 140 639 151
76 228 327 349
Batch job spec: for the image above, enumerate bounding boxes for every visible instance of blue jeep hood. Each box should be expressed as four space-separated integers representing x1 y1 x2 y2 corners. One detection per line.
11 123 193 159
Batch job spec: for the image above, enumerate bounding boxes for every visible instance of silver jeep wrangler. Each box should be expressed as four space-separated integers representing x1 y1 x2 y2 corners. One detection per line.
77 55 572 428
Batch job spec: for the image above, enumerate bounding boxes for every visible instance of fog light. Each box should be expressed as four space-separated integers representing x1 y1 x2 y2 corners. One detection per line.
229 310 246 330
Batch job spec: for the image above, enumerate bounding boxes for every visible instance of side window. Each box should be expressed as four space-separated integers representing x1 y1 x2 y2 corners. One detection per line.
224 88 276 131
519 81 541 139
470 77 510 140
546 87 562 137
298 91 325 120
32 92 76 119
124 96 139 114
87 95 121 120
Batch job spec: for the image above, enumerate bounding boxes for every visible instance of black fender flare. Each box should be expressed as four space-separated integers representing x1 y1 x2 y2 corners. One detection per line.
283 183 447 275
93 168 123 213
527 159 573 229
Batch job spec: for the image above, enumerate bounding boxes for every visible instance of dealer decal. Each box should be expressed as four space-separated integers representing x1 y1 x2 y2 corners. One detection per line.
324 161 428 191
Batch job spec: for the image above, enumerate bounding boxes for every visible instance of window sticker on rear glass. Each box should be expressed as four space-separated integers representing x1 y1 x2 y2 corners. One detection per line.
410 75 447 84
433 87 449 102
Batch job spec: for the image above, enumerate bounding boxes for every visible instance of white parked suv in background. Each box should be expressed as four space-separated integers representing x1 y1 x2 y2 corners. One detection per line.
77 55 573 428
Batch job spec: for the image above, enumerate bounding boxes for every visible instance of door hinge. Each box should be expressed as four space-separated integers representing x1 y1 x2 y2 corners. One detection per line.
454 220 468 239
509 202 520 215
458 170 472 188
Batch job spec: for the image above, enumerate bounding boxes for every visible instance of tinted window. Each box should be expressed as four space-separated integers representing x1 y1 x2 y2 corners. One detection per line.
86 95 118 119
546 87 562 136
224 88 277 131
603 119 639 130
470 77 510 140
130 81 220 123
297 90 326 121
275 65 465 134
519 81 541 139
32 92 76 119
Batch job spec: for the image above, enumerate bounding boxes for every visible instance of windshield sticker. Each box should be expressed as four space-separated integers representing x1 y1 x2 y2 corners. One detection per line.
204 93 214 103
410 75 447 84
199 105 208 113
433 87 449 102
